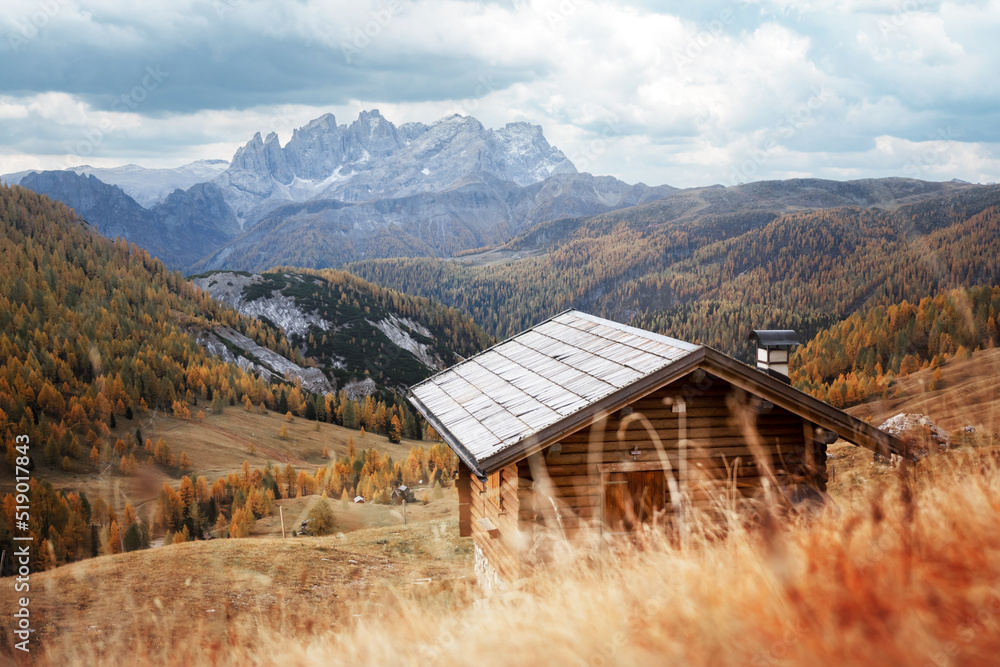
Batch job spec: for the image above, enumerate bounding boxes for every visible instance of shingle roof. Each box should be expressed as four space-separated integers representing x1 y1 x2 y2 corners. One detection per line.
410 311 909 480
408 310 699 472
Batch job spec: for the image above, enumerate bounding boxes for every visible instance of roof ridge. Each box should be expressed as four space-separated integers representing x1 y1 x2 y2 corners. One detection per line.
408 308 578 390
567 310 700 352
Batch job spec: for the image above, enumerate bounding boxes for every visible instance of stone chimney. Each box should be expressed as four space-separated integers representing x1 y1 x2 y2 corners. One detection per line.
748 330 800 384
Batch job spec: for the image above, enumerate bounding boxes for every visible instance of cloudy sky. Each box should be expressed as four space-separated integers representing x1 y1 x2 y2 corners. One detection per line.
1 0 998 187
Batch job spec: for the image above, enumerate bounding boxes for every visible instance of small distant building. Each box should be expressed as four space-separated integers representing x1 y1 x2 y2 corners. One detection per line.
353 495 366 504
408 310 906 587
391 485 415 504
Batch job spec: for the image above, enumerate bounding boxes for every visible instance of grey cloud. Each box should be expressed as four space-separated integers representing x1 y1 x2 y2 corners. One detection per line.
1 4 542 115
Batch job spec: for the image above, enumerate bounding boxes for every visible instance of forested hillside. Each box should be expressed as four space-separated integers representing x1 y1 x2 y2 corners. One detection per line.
0 184 290 461
347 185 1000 361
790 286 1000 407
0 184 458 571
191 267 491 393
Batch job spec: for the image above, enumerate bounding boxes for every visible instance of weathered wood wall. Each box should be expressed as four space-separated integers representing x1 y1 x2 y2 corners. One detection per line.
516 370 824 536
463 369 829 579
464 462 521 581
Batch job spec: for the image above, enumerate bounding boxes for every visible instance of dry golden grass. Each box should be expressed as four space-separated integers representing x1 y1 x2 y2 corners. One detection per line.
0 497 472 664
824 346 1000 499
849 347 1000 433
7 358 1000 665
5 445 999 666
254 492 455 539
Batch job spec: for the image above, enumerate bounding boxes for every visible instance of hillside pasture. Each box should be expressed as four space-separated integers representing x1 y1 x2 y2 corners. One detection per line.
16 406 435 527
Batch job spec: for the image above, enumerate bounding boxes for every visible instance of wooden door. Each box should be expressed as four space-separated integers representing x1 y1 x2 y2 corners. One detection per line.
603 470 667 535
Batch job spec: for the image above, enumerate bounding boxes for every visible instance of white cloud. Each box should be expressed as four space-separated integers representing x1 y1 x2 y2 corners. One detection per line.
1 0 999 186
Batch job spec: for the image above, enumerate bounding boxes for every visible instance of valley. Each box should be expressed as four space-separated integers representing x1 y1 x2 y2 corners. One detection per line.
3 104 1000 667
48 405 437 531
5 2 1000 664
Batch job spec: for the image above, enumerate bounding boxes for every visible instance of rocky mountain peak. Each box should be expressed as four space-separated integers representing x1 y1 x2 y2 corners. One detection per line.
220 109 577 202
490 121 577 186
230 132 265 170
342 108 403 162
300 112 337 132
397 121 429 144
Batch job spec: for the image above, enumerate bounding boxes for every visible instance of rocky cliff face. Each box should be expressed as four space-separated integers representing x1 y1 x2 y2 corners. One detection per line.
190 270 467 393
195 325 335 395
212 110 580 226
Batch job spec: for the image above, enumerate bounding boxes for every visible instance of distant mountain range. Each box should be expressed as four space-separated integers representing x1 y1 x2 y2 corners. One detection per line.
7 110 995 286
14 170 240 270
3 160 230 207
346 178 1000 354
4 110 676 272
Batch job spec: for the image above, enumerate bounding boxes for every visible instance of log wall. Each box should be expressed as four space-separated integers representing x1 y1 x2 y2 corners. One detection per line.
516 370 824 535
465 462 521 582
463 370 829 580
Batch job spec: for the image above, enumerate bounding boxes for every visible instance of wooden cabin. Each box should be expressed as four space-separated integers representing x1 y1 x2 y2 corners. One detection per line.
407 310 906 588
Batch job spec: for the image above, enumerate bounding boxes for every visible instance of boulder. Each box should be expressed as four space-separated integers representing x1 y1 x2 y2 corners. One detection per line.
875 413 951 462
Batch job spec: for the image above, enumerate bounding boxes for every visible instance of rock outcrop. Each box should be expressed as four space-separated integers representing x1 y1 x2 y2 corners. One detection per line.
877 413 951 460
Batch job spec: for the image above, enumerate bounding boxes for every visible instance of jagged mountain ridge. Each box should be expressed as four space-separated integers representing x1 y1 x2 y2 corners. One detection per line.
190 268 491 394
10 109 676 272
213 110 580 224
201 110 645 268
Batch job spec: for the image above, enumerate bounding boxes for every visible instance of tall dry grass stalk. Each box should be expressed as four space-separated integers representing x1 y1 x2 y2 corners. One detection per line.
32 445 1000 667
